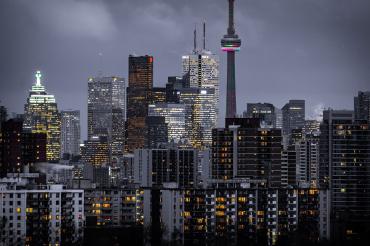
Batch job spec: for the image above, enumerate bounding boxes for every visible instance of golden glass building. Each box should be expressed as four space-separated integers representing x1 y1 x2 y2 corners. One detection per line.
23 71 61 162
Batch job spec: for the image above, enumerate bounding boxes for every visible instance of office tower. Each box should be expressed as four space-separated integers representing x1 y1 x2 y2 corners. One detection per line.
275 107 283 129
0 118 46 176
166 76 185 103
93 165 110 188
148 103 186 143
211 118 282 187
111 108 125 157
23 71 61 162
319 109 370 242
134 146 197 188
150 87 167 104
127 55 153 152
182 24 220 122
179 87 217 148
88 76 125 160
244 103 276 128
0 182 84 245
119 154 135 184
61 110 80 159
145 116 168 148
81 136 109 166
291 128 303 143
354 91 370 121
282 100 305 146
221 0 241 118
303 119 321 136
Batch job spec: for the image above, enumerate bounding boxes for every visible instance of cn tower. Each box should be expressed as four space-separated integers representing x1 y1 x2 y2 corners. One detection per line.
221 0 241 118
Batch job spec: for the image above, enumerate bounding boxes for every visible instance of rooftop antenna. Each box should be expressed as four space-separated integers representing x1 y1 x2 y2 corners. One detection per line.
193 24 197 54
203 21 206 50
98 52 103 77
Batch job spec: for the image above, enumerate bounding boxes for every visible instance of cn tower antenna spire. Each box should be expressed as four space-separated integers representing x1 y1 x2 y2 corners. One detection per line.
221 0 241 119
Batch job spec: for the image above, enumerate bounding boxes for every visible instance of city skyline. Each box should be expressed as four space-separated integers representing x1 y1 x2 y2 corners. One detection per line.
1 1 370 245
1 0 370 140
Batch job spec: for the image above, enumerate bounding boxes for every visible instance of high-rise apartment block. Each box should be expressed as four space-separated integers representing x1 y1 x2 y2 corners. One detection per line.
0 119 46 176
134 146 197 188
84 188 143 227
319 109 370 242
0 182 84 245
143 185 321 245
211 118 282 187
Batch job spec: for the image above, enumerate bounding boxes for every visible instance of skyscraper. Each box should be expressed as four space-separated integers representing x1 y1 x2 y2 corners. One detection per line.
303 120 321 136
150 87 167 104
275 107 283 129
182 23 220 123
88 76 125 160
61 110 80 159
354 91 370 121
282 100 305 146
221 0 241 118
319 109 370 241
145 116 168 149
23 71 61 162
148 103 186 142
179 87 216 148
244 103 276 128
81 136 110 166
127 55 153 152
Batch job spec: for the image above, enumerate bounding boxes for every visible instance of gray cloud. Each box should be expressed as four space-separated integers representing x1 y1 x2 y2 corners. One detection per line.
28 0 118 41
0 0 369 140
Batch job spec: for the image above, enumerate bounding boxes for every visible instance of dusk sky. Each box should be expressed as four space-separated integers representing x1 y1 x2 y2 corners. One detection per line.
1 0 369 140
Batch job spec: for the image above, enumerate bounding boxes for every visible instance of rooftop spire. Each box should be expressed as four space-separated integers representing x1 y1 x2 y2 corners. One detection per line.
193 24 197 53
203 21 206 50
35 70 42 86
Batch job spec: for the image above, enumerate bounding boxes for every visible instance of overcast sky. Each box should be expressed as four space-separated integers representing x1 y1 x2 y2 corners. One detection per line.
0 0 369 140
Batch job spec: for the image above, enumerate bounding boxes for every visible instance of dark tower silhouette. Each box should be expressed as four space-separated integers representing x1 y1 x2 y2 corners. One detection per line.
221 0 241 118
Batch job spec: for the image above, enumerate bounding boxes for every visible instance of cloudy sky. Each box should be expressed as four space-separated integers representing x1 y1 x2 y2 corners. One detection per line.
0 0 369 140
